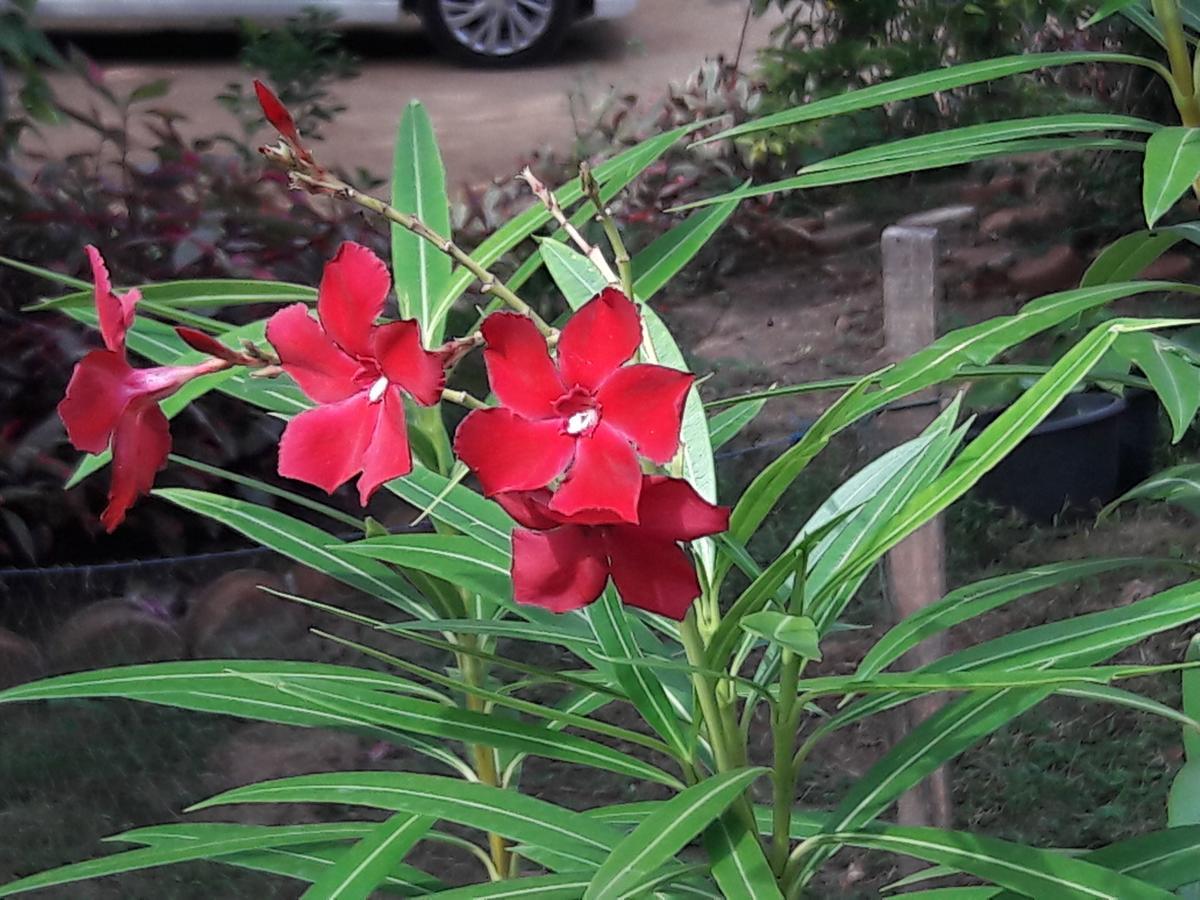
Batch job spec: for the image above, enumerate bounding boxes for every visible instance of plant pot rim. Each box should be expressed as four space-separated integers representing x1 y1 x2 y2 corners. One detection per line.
973 390 1128 438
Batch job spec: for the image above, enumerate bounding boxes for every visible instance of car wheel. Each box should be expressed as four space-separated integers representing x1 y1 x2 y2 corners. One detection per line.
418 0 574 66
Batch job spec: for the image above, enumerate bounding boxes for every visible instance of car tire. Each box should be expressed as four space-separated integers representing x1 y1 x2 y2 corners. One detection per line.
418 0 575 66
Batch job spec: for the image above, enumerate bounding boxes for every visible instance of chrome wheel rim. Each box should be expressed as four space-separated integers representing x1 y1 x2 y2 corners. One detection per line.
438 0 555 57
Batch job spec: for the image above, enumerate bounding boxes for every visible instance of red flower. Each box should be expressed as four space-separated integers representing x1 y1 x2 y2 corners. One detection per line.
495 476 729 619
253 79 316 168
58 246 230 532
454 289 693 524
266 242 445 505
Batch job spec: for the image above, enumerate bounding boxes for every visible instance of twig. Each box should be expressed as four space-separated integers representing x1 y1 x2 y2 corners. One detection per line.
519 166 620 286
580 162 634 298
441 388 488 410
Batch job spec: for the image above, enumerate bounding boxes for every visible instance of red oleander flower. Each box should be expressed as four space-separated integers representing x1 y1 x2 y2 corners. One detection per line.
254 79 316 168
454 288 693 524
58 247 231 532
495 476 729 619
266 242 445 505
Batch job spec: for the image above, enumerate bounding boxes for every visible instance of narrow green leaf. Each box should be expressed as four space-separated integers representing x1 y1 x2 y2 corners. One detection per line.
189 772 624 871
300 814 433 900
800 113 1157 174
631 197 741 301
1143 127 1200 227
1081 229 1185 287
586 590 692 761
385 464 514 554
707 398 766 450
704 52 1168 142
703 812 784 900
585 769 766 900
818 826 1174 900
392 101 453 344
1103 463 1200 518
32 278 316 311
251 678 684 788
1087 0 1141 26
420 874 592 899
1117 332 1200 441
339 533 512 602
154 489 430 618
856 558 1178 681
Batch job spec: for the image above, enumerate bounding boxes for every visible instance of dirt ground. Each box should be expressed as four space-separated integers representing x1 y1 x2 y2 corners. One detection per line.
28 0 785 183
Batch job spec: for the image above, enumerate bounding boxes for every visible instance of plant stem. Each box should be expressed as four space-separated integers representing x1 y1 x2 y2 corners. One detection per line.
1154 0 1200 124
521 166 620 286
442 388 489 410
681 610 757 833
459 638 512 878
581 162 635 298
770 649 801 878
290 170 557 338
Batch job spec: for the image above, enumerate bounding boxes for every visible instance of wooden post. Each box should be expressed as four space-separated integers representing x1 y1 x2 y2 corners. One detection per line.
879 225 953 830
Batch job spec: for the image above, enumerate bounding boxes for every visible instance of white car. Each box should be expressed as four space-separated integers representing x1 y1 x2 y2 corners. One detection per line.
29 0 639 65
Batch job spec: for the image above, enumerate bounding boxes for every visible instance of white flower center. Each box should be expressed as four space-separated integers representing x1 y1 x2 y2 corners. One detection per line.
565 408 599 436
367 375 389 403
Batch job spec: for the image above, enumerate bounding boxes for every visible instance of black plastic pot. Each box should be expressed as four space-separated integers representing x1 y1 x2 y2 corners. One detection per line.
969 391 1128 522
1117 388 1162 493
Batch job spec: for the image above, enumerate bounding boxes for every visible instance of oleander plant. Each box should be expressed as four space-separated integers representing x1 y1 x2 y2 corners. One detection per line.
11 2 1200 895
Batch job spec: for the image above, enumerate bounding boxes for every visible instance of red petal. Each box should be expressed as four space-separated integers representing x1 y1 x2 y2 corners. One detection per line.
58 350 136 453
277 393 376 496
87 245 138 354
557 288 641 391
357 387 413 504
254 79 305 151
372 319 445 406
596 364 693 464
549 423 641 524
635 476 730 542
267 303 360 403
606 534 700 620
318 242 390 360
481 312 565 419
101 401 170 532
453 408 574 496
511 526 609 613
493 489 560 530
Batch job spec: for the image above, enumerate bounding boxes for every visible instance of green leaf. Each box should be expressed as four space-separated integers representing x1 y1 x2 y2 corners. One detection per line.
586 590 692 761
1084 825 1200 892
1087 0 1142 26
584 769 766 900
707 398 766 450
540 236 609 305
420 874 592 899
339 533 513 602
1057 683 1200 735
740 611 821 660
1117 332 1200 441
300 813 433 900
799 113 1157 175
31 278 316 311
118 823 439 894
0 824 401 898
836 317 1200 594
676 137 1143 209
189 772 623 871
249 678 684 788
1144 127 1200 228
704 52 1168 143
154 489 430 619
703 812 784 900
384 464 514 555
631 197 741 301
1081 229 1186 287
855 558 1178 682
1103 463 1200 518
818 826 1174 899
392 101 453 344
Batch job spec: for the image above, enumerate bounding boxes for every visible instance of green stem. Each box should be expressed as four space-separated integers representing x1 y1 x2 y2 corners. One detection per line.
770 650 801 878
1155 0 1200 124
459 638 512 878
